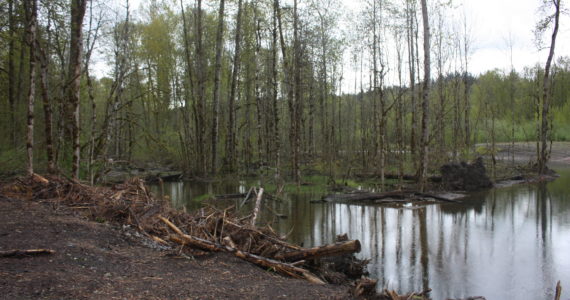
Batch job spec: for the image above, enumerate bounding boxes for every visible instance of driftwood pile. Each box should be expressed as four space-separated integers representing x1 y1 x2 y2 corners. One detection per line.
1 174 377 291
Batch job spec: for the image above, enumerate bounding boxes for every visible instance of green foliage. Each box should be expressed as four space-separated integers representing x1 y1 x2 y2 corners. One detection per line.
0 148 26 176
2 0 570 181
475 145 502 156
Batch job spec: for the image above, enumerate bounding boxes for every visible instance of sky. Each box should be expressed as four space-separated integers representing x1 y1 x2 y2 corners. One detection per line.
104 0 570 91
461 0 569 74
336 0 570 91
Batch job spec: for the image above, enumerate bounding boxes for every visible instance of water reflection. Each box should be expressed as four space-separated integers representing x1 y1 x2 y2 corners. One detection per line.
151 168 570 300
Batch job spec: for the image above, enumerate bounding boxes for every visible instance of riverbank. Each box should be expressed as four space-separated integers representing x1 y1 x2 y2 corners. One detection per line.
3 142 569 299
0 192 349 299
484 141 570 166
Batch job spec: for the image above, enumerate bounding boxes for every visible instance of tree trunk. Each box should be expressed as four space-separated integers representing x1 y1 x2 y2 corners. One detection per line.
211 0 225 175
254 16 264 165
37 33 56 174
538 0 561 174
292 0 302 184
8 0 17 148
194 0 207 175
277 0 293 179
274 240 361 262
226 0 244 173
419 0 430 191
25 0 38 176
395 31 405 187
272 0 281 177
462 14 471 156
435 10 446 163
407 0 417 161
179 0 195 174
67 0 88 179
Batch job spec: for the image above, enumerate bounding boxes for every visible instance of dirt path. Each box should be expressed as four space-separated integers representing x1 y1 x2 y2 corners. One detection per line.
0 195 348 299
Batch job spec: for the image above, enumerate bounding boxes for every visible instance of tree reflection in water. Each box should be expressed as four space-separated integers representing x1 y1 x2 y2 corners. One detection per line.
152 167 570 299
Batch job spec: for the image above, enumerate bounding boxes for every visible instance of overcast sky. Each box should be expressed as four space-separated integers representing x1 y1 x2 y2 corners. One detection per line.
336 0 569 91
462 0 569 74
106 0 569 91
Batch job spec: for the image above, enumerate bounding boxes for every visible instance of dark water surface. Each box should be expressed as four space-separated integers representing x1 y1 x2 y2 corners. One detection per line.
151 168 570 300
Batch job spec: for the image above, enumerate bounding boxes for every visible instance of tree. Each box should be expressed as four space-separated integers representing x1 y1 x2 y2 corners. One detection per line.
180 0 195 173
461 8 473 156
272 0 281 178
7 0 18 148
211 0 226 175
536 0 562 174
194 0 207 175
67 0 88 179
406 0 418 162
226 0 244 173
36 1 57 174
24 0 38 176
418 0 430 190
84 0 104 182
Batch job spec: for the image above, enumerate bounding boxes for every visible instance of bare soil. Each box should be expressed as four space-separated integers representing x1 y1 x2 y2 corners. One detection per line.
0 195 348 299
491 141 570 165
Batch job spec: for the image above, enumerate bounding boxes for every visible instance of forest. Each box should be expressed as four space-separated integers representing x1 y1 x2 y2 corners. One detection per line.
0 0 567 187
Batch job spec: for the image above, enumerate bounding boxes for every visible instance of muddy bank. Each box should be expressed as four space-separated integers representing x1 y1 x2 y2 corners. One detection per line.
485 141 570 166
0 194 348 299
1 175 434 300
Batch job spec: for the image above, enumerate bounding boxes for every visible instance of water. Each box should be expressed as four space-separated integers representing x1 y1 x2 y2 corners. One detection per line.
150 168 570 300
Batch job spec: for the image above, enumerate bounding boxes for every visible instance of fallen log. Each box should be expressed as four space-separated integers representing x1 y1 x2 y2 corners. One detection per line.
0 249 55 258
215 193 253 200
323 190 459 203
275 240 361 262
354 278 377 297
412 192 460 203
160 216 325 284
222 219 302 250
215 191 281 202
354 173 442 182
31 173 49 185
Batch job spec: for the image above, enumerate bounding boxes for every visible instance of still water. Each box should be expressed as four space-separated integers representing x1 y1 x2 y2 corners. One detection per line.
151 168 570 300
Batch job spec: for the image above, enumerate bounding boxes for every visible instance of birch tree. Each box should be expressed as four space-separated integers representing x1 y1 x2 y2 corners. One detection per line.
535 0 562 174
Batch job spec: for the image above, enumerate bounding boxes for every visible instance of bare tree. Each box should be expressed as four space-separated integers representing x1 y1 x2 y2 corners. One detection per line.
24 0 38 176
180 0 195 173
7 0 17 148
84 0 104 183
406 0 418 162
36 5 56 174
418 0 430 191
272 0 281 178
292 0 303 184
226 0 244 173
194 0 207 175
67 0 88 179
461 9 472 156
536 0 562 174
277 0 293 180
211 0 225 175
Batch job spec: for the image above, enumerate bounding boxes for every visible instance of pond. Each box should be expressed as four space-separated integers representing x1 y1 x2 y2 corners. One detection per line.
150 167 570 300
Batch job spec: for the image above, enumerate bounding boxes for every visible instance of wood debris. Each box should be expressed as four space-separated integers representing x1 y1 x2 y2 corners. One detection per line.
0 249 55 258
1 175 368 289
